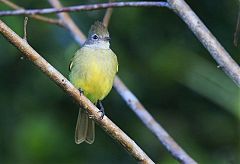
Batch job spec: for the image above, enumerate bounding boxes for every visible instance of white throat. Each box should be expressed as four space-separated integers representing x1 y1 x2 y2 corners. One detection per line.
85 41 110 49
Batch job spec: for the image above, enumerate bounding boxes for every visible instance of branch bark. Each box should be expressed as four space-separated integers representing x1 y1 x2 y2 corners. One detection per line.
234 0 240 46
0 1 170 16
47 0 197 163
167 0 240 86
0 19 154 164
102 0 114 27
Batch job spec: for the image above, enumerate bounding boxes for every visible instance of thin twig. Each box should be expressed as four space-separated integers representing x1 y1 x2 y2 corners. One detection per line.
0 0 64 26
0 19 154 164
23 17 28 41
0 1 170 16
48 0 197 163
167 0 240 86
103 0 114 27
1 0 20 9
234 0 240 46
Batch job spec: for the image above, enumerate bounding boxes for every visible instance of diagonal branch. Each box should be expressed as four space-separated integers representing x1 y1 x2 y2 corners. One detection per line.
167 0 240 86
0 19 154 164
0 0 63 26
48 0 197 163
23 17 28 41
102 0 114 27
48 0 86 45
0 1 170 16
234 0 240 46
114 77 197 164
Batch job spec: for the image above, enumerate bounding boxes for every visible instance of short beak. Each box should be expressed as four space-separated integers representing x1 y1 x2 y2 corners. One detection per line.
104 37 111 41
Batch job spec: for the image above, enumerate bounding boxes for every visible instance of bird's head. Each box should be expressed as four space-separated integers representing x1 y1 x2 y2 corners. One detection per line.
85 21 110 49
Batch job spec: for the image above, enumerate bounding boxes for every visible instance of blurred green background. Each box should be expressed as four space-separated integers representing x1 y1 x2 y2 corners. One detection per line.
0 0 239 163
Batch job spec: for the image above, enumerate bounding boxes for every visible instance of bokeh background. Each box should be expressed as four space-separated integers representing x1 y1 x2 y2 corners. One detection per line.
0 0 239 163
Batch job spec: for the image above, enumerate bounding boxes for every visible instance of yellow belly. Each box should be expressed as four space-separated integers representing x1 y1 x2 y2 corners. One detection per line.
76 61 113 102
69 47 118 103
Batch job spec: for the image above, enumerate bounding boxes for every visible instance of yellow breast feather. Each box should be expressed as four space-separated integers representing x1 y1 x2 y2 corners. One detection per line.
69 47 118 103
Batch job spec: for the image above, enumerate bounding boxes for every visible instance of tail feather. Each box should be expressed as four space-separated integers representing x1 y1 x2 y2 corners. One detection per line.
75 108 95 144
85 119 95 144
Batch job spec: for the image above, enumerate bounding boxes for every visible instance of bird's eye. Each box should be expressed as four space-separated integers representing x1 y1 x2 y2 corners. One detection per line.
92 34 99 40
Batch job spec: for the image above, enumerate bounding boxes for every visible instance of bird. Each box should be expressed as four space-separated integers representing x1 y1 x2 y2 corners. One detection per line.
69 21 118 144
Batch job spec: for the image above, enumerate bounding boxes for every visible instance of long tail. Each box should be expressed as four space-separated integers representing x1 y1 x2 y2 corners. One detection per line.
75 108 95 144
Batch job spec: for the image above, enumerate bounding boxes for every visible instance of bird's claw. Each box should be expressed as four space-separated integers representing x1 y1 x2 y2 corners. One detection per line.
98 110 105 120
78 88 84 96
97 100 105 120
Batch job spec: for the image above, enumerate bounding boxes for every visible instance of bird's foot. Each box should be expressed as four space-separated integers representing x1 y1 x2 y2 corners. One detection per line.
97 100 105 119
78 88 84 96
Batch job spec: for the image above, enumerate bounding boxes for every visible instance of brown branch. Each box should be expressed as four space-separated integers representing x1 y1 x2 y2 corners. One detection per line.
1 0 20 9
234 0 240 47
48 0 86 45
103 0 114 27
0 0 64 26
0 1 170 16
23 17 28 41
0 19 154 164
167 0 240 86
47 0 197 163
